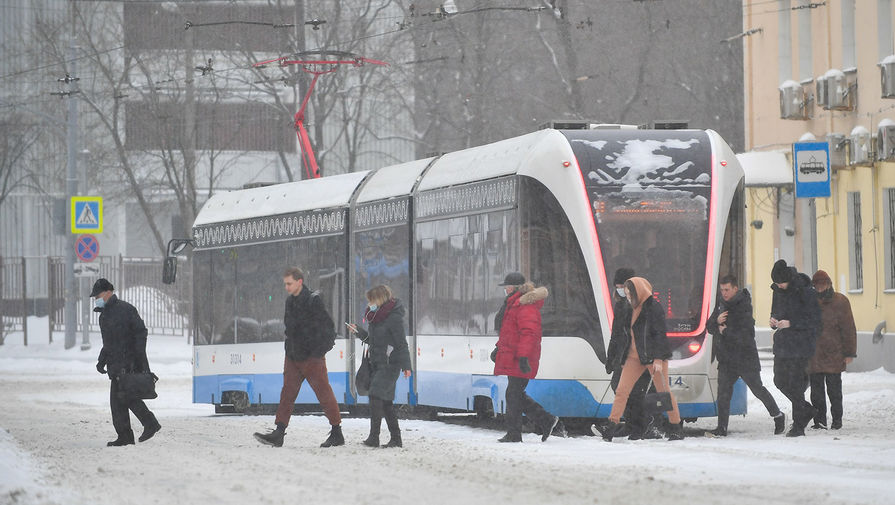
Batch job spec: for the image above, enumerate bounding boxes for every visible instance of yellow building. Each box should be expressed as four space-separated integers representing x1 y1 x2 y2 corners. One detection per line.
740 0 894 370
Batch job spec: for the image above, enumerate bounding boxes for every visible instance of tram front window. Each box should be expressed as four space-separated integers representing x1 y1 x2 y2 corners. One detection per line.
593 189 709 334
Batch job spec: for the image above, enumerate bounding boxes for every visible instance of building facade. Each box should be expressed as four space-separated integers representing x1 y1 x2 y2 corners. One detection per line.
741 0 895 367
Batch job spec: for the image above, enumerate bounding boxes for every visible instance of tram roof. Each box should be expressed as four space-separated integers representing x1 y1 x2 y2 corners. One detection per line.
356 157 434 203
736 150 793 187
417 129 558 191
193 171 370 226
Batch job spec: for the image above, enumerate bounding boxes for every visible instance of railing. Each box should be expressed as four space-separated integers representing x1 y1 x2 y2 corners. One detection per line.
0 255 191 345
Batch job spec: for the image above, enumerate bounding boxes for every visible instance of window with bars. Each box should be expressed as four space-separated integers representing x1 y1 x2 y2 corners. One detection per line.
847 191 863 291
884 188 895 290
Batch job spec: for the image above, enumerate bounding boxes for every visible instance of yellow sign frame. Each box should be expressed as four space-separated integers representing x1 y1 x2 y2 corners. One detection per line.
71 196 103 234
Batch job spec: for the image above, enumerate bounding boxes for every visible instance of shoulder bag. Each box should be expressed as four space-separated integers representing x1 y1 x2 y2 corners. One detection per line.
355 344 372 396
117 371 159 401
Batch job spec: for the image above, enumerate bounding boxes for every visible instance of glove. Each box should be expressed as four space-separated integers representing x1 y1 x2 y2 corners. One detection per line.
96 362 107 374
519 357 532 374
605 363 614 375
490 346 498 363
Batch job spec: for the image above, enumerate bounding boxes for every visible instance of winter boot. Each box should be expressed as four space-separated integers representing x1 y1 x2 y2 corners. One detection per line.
107 431 135 447
541 416 560 442
591 422 621 442
320 425 345 447
362 434 380 447
138 422 162 443
382 431 403 448
811 421 828 430
497 433 522 443
254 423 286 447
785 424 806 437
831 419 842 430
773 412 786 435
666 422 684 441
709 426 727 437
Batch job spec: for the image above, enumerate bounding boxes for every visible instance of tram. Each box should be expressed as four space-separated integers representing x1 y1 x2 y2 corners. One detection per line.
180 125 747 420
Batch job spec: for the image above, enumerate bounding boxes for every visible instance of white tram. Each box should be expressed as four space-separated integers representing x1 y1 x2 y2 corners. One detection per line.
184 126 747 420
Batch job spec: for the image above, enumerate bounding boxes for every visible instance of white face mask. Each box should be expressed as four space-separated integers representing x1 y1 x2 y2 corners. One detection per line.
616 287 626 298
94 298 105 309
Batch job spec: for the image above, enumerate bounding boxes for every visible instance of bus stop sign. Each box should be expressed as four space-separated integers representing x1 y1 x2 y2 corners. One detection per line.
793 142 831 198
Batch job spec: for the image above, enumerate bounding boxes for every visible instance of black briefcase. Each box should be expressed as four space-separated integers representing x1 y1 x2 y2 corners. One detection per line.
117 372 159 401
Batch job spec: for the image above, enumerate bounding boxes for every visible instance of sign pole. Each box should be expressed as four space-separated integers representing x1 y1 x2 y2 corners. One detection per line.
63 41 79 350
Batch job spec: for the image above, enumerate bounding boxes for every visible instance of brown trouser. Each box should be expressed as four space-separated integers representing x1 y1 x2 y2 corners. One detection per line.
609 342 681 425
275 356 342 427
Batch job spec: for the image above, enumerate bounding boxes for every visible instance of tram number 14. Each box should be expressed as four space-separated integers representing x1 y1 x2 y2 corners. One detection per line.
230 353 242 365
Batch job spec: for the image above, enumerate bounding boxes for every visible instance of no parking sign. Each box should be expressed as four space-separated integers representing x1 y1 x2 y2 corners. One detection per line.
75 234 99 262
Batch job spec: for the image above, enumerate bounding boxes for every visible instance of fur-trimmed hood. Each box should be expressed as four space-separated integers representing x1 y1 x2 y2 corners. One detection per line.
519 286 549 305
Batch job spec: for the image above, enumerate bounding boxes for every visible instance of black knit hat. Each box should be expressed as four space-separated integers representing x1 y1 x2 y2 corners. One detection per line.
498 272 526 286
89 278 114 297
613 267 635 286
771 260 793 284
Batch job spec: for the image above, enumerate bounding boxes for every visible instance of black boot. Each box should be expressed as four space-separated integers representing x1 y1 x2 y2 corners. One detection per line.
364 398 383 447
709 426 727 437
541 416 559 442
498 433 522 443
773 412 786 435
320 425 344 447
107 431 135 447
254 423 286 447
138 421 162 443
591 422 620 442
666 422 684 441
382 431 402 448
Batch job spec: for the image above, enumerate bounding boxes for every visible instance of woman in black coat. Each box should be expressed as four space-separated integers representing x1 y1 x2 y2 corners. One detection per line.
347 285 412 448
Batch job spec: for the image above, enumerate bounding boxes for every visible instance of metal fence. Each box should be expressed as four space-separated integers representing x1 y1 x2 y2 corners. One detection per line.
0 255 191 345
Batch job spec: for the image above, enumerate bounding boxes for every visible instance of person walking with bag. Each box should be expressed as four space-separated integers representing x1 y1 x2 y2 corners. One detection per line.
91 278 161 446
346 285 412 448
706 275 785 436
490 272 559 443
254 267 343 448
600 276 684 441
808 270 857 430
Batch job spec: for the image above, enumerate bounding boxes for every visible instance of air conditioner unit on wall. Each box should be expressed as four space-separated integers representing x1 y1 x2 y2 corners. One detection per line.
823 68 856 111
779 80 809 120
880 55 895 98
878 120 895 160
849 126 872 165
827 133 848 167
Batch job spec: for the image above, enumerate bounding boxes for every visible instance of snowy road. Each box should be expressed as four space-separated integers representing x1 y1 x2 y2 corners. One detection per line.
1 333 894 505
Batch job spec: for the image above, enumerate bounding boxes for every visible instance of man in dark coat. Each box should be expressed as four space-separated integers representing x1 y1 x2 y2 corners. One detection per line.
92 278 161 446
707 275 784 436
603 267 660 439
769 260 822 437
808 270 857 430
254 267 342 448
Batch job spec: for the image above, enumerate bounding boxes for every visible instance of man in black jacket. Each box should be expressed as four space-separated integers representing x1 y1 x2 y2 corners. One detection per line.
92 278 161 446
707 275 784 436
769 260 822 437
254 267 342 448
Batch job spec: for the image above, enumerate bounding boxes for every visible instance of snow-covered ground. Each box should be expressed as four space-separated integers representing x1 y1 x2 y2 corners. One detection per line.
1 319 894 505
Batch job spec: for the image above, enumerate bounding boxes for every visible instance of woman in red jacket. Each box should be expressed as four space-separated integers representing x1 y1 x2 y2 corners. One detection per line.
491 272 559 443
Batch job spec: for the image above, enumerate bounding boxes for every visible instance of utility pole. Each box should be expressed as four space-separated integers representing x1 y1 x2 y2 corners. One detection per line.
63 36 80 350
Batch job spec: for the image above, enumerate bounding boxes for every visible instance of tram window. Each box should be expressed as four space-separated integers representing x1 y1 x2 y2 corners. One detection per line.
286 235 346 338
520 177 603 355
353 225 411 332
193 250 213 345
237 242 288 343
210 248 237 345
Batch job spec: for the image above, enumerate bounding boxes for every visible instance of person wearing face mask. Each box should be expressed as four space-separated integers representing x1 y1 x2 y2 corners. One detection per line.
807 270 857 430
599 276 684 441
346 285 412 448
490 272 558 443
596 268 660 440
91 278 160 446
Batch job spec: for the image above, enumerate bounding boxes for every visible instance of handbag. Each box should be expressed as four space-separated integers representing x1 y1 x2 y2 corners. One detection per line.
117 372 159 401
642 370 673 415
355 345 372 396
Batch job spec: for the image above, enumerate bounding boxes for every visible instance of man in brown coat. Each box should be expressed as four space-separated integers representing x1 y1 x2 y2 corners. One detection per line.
808 270 857 430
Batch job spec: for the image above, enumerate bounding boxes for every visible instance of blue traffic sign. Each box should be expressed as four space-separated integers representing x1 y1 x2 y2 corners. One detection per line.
71 196 103 233
75 234 99 262
793 142 831 198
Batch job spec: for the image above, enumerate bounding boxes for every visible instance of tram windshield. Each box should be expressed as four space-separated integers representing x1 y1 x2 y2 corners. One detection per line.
566 130 712 335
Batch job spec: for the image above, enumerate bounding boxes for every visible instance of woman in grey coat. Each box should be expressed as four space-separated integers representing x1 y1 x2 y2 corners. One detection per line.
347 285 412 448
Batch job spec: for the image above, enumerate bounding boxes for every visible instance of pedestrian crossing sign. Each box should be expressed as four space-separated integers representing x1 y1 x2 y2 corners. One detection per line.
71 196 103 233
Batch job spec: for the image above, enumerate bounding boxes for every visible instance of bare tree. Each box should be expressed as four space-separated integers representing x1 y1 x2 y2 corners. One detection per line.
0 115 42 209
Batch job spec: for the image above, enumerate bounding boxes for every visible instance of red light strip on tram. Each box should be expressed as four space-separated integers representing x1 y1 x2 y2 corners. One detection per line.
571 155 616 329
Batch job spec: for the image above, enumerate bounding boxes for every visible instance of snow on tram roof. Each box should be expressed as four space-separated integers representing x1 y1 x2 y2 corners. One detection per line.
418 129 558 191
356 157 434 203
193 171 370 226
